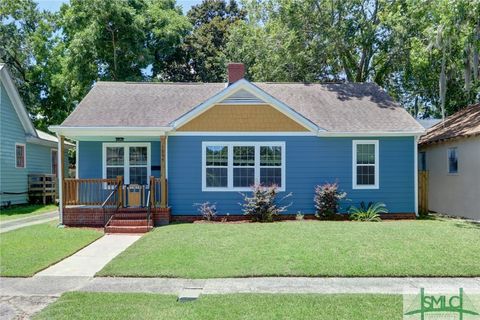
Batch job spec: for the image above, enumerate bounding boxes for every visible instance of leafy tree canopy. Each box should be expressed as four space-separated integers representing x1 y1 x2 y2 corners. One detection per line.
0 0 479 130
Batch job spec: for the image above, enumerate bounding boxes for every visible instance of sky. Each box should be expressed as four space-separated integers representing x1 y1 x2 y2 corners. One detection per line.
35 0 203 13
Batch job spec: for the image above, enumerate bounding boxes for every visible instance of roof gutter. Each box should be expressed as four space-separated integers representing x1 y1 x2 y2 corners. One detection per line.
26 135 75 148
317 130 425 137
48 126 174 137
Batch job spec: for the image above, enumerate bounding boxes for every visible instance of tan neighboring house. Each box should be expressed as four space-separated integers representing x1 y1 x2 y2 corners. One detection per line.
419 104 480 220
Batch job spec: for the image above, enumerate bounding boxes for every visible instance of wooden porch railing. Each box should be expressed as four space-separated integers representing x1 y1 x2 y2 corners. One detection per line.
64 178 119 206
151 177 168 208
62 175 167 208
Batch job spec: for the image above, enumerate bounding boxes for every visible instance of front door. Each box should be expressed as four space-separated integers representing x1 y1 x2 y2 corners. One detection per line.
105 143 151 207
125 184 146 207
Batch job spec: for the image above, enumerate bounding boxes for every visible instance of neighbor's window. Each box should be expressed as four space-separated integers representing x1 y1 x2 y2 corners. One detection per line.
419 152 426 171
353 140 379 189
103 143 150 185
448 147 458 174
203 142 285 191
15 143 26 168
51 149 58 174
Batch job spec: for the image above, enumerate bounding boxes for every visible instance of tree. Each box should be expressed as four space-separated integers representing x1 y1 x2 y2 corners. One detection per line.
227 0 480 116
1 0 190 128
162 0 246 82
0 0 57 127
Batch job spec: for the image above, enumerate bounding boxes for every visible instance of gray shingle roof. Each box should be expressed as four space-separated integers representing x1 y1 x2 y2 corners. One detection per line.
60 81 423 133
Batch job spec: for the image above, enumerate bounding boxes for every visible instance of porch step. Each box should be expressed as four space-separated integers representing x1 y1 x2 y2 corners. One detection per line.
113 213 148 219
109 219 151 226
105 225 153 234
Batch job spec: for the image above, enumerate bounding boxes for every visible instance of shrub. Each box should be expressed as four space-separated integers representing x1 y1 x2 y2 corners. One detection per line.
240 184 291 222
348 201 387 222
314 183 347 219
295 212 304 220
194 202 217 221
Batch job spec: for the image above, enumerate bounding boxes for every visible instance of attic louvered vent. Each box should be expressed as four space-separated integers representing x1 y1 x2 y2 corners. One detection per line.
220 89 264 104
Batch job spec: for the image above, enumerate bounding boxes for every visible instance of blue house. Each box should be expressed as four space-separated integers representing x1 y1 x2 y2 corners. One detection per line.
0 64 73 206
50 63 424 232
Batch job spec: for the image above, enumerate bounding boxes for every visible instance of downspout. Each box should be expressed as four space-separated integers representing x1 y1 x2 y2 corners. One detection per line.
57 133 64 226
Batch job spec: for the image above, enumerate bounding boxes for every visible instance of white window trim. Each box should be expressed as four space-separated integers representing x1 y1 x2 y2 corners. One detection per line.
352 140 379 190
447 147 459 175
51 149 58 175
15 143 26 168
202 141 286 192
102 142 151 185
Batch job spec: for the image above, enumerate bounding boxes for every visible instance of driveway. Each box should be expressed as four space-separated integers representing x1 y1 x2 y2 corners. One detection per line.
0 211 58 233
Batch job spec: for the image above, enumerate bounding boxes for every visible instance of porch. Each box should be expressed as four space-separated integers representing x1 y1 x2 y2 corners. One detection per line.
57 136 170 232
62 177 170 230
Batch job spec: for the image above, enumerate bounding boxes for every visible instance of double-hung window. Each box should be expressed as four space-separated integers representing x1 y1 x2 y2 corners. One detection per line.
203 142 285 191
15 143 26 168
447 147 458 174
352 140 379 189
103 143 150 185
205 145 228 188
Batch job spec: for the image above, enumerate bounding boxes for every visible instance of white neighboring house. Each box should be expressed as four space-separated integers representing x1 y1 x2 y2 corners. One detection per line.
418 104 480 220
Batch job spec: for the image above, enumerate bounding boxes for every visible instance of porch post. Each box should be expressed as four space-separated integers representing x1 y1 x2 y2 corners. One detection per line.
160 136 167 208
58 135 65 225
117 175 124 207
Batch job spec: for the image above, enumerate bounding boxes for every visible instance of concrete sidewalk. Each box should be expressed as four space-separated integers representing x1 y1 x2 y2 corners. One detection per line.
0 211 58 233
1 276 479 319
2 276 479 297
36 235 141 277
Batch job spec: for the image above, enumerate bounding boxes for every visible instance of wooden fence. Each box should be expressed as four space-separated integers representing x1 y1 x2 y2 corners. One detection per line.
418 170 429 215
29 174 57 204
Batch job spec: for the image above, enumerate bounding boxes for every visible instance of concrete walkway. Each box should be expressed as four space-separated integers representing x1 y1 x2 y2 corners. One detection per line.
0 211 58 233
36 235 141 277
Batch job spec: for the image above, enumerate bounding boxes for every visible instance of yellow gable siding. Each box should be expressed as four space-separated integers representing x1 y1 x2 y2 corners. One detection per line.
177 104 309 132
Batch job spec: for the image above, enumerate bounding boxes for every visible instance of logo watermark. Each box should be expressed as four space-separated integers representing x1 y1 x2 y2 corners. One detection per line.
404 288 480 319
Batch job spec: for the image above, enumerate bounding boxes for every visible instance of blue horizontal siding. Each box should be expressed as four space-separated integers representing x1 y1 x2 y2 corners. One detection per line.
0 82 28 204
26 143 55 174
77 136 415 215
168 136 415 215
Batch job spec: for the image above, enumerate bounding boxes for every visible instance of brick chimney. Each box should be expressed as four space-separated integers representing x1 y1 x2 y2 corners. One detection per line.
227 63 245 84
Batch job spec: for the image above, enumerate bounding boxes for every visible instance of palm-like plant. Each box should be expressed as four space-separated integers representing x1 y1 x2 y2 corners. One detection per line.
348 202 387 222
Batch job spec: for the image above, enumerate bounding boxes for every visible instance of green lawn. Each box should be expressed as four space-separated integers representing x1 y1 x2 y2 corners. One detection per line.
0 204 58 221
34 292 402 320
98 219 480 278
0 222 102 276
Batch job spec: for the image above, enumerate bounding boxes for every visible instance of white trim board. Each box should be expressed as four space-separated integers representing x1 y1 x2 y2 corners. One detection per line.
201 141 286 192
414 136 419 216
171 131 316 136
49 126 172 137
0 65 37 136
